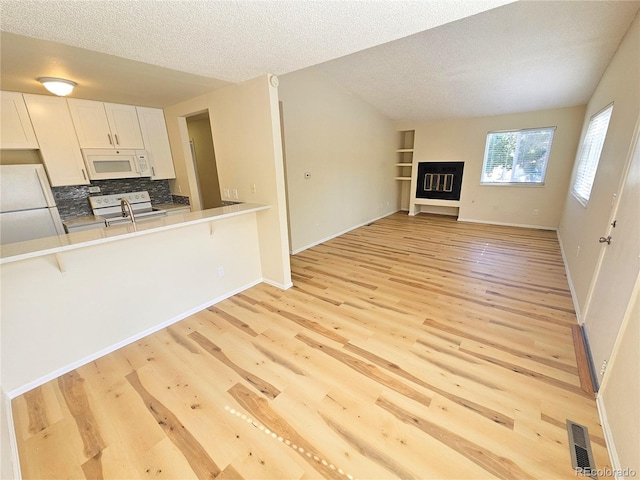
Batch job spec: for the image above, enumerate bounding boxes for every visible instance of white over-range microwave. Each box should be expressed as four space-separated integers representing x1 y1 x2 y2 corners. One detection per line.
81 149 151 180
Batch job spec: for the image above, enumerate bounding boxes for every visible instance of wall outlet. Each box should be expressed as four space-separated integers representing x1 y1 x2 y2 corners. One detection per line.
217 266 225 277
533 208 539 216
223 189 230 198
88 186 100 193
600 359 607 376
232 189 239 199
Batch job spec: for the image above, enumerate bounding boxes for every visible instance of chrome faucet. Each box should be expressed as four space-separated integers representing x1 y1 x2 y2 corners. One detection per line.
120 198 136 224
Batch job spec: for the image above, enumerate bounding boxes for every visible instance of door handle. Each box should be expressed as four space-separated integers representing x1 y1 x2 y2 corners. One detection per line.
599 236 612 245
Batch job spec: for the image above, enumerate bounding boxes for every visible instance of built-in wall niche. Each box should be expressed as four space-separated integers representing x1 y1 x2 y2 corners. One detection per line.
395 130 415 210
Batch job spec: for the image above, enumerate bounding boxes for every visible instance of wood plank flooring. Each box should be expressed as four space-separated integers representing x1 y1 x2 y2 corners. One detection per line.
12 213 613 479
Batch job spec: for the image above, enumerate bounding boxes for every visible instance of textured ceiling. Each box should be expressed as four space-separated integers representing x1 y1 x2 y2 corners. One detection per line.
0 0 638 120
311 1 640 120
0 0 513 82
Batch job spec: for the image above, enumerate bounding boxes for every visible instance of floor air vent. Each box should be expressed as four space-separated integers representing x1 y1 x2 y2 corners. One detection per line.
567 420 597 478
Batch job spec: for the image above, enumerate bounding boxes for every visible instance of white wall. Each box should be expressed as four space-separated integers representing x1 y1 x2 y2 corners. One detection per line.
600 274 640 478
558 14 640 315
0 214 262 394
278 69 399 253
399 105 586 228
164 76 292 288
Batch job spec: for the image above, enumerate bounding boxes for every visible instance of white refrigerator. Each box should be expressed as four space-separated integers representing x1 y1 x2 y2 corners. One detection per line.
0 164 65 244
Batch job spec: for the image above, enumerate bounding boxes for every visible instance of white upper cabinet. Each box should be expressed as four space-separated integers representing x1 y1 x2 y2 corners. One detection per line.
136 106 176 179
104 102 144 149
68 99 144 149
23 94 89 186
1 91 39 149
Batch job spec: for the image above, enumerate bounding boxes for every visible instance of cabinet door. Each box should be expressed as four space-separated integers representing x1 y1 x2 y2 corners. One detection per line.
23 94 89 186
0 91 39 149
104 103 144 149
67 98 113 148
136 106 176 179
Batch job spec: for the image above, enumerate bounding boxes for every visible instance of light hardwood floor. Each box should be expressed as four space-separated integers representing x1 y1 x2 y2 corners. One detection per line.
12 213 612 479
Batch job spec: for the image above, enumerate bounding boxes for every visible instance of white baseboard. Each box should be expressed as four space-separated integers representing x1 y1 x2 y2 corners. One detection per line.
290 210 399 255
596 394 622 479
4 392 21 480
262 278 293 290
456 217 557 231
6 278 263 400
557 230 583 323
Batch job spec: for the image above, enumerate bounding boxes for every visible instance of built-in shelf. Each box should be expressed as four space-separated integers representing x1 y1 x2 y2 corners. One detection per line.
396 130 415 210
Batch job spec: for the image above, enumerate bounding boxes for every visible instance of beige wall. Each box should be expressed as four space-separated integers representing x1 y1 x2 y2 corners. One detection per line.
399 105 586 228
278 69 399 253
558 15 640 317
164 76 291 288
1 213 262 393
186 116 222 209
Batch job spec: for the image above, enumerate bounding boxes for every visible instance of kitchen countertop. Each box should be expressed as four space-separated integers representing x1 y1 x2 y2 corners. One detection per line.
153 203 192 212
62 204 192 230
62 214 106 229
1 203 269 264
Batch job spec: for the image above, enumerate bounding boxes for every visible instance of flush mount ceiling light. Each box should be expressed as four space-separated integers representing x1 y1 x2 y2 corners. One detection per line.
37 77 77 96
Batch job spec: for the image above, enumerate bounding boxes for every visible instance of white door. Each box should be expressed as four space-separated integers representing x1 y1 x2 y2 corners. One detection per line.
584 125 640 390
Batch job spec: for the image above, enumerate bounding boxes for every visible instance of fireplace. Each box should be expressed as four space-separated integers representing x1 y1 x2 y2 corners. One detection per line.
415 162 464 201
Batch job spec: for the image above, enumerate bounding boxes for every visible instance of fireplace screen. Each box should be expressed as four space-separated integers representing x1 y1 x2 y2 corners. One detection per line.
416 162 464 200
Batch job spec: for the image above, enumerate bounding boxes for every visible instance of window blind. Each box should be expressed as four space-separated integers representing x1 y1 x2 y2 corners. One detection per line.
481 127 556 184
572 104 613 206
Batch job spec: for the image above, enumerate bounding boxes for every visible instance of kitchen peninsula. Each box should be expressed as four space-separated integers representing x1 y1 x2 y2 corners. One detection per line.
1 202 268 264
1 202 272 395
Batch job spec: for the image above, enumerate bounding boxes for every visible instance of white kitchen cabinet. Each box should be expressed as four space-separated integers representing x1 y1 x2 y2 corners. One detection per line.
23 94 89 186
68 99 144 149
136 106 176 179
0 91 39 149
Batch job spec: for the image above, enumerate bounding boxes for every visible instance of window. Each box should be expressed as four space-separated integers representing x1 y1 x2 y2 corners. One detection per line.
481 127 556 185
572 104 613 206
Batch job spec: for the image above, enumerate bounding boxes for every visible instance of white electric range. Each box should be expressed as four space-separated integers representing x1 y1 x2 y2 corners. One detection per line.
89 191 167 226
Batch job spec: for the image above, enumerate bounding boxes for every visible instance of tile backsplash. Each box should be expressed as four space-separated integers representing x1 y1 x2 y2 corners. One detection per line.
53 178 174 219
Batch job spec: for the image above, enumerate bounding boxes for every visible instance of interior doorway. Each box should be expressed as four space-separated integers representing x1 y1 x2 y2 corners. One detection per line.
186 112 222 210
